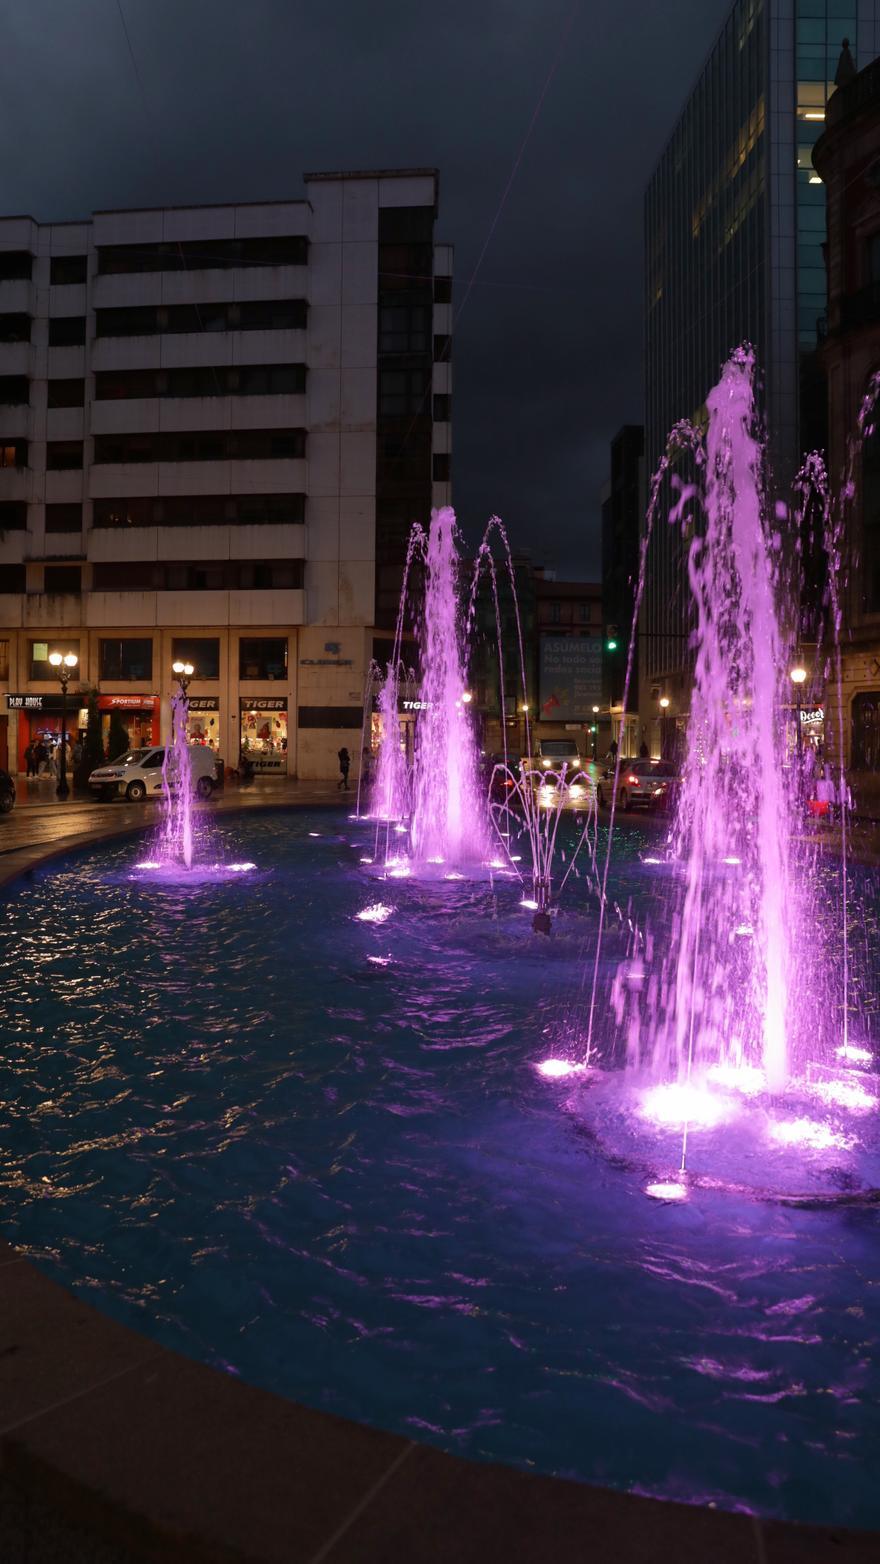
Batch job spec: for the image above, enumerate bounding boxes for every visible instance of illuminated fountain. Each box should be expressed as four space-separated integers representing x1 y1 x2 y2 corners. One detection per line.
161 661 196 871
542 348 880 1203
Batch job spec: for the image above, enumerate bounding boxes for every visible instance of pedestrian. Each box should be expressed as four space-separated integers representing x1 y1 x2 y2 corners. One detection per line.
35 739 48 775
607 739 618 763
639 740 649 759
72 737 83 771
337 745 351 790
25 741 36 777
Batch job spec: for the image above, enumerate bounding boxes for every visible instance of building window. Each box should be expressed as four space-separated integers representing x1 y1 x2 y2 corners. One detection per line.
48 316 86 347
579 603 591 623
379 368 430 417
44 565 81 595
852 693 880 772
92 493 306 528
378 295 430 355
50 255 88 285
239 638 288 679
47 378 85 408
99 638 154 681
95 300 307 338
0 377 28 405
171 638 220 679
432 393 451 422
0 566 25 593
92 562 157 589
0 314 30 343
0 640 8 678
550 602 561 624
45 503 82 532
47 440 83 470
92 429 306 464
433 334 452 362
432 452 450 482
433 276 452 303
93 363 307 399
30 638 81 677
97 236 308 273
0 501 27 530
0 251 32 281
0 440 27 468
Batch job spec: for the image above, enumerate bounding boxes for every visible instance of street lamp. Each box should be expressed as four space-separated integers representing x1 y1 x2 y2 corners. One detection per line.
172 660 195 696
461 690 473 704
790 665 807 766
48 651 78 800
659 696 670 710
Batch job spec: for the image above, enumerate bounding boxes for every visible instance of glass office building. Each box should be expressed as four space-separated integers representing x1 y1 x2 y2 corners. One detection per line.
642 0 880 712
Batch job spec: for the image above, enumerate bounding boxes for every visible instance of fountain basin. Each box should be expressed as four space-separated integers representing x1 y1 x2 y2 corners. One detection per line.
0 809 878 1530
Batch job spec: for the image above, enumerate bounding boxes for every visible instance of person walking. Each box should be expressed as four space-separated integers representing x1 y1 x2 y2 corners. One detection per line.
337 745 351 790
25 741 36 777
639 740 650 759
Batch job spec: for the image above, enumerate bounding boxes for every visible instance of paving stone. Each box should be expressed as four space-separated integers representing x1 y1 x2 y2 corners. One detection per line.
317 1444 759 1564
4 1350 410 1564
761 1518 880 1561
0 1262 157 1435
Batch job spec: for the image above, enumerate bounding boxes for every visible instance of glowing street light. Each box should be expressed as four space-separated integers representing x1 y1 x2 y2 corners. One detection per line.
47 651 78 800
790 665 807 764
461 690 473 704
172 659 195 695
659 696 670 710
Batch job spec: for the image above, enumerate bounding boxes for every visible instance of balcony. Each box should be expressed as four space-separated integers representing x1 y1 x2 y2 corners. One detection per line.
91 265 308 310
90 393 307 436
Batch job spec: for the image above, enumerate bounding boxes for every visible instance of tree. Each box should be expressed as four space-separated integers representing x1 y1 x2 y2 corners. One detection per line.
107 710 130 761
76 688 103 791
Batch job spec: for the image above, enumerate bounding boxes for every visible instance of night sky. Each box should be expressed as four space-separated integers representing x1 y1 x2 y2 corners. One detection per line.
4 0 732 578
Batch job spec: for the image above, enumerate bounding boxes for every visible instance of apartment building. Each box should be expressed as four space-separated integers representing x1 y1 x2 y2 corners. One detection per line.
0 169 452 777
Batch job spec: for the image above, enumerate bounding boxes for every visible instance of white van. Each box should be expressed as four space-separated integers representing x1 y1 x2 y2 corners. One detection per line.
536 738 581 770
88 745 218 803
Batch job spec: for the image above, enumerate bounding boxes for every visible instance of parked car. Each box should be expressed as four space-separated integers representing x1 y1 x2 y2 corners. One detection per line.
89 745 218 803
596 757 679 813
0 767 15 814
535 738 581 771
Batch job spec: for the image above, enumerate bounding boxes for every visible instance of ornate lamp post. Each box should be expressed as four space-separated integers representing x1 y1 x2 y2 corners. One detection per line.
171 659 194 697
48 651 78 799
790 665 807 766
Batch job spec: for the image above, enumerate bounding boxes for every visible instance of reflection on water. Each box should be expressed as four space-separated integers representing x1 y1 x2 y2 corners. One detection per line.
0 809 878 1527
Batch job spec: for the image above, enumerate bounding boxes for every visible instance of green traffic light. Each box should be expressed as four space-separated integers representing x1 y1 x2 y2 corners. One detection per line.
606 638 618 652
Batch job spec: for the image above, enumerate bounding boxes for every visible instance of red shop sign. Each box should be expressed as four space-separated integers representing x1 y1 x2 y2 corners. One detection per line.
98 694 160 711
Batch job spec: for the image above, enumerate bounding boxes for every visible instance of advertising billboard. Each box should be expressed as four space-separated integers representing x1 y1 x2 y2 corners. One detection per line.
539 636 602 721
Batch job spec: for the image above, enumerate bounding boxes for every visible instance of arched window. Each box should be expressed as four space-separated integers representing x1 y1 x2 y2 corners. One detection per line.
852 691 880 772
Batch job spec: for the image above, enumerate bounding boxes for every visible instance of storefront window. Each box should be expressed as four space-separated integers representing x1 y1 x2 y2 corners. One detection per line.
187 700 221 752
240 701 288 771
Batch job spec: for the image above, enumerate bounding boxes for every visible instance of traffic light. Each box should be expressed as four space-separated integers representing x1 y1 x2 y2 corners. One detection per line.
605 626 619 652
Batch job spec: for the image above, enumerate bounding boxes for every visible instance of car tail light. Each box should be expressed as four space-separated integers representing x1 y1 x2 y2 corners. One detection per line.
627 774 639 785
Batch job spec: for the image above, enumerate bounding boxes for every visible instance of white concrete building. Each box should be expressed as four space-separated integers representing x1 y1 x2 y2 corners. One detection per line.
0 169 452 778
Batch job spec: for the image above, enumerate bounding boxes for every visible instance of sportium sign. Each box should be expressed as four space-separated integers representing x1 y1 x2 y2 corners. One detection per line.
538 637 602 721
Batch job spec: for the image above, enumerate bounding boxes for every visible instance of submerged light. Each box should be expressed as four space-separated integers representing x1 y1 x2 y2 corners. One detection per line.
639 1082 733 1130
535 1058 584 1080
645 1181 688 1202
836 1044 873 1066
356 903 392 924
135 861 161 870
812 1078 877 1113
228 862 256 872
769 1118 855 1152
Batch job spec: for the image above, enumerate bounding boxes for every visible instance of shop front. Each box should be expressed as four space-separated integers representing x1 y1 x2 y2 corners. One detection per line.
186 697 222 753
240 697 288 773
7 693 89 773
98 694 160 756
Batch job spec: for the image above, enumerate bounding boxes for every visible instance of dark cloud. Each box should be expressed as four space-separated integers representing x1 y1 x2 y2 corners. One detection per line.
2 0 730 576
